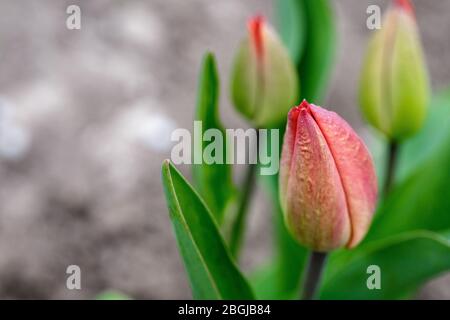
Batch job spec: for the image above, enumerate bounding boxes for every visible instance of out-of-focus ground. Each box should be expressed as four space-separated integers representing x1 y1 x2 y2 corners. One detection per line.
0 0 449 299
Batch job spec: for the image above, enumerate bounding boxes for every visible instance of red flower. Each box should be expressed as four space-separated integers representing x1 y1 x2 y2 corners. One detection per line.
280 100 378 251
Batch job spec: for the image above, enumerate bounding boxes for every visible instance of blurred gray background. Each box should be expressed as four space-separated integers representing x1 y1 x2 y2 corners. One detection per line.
0 0 449 299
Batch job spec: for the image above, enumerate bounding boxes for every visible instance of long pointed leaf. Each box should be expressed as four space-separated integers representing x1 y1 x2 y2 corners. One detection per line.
192 53 235 224
161 160 254 300
275 0 306 64
298 0 336 103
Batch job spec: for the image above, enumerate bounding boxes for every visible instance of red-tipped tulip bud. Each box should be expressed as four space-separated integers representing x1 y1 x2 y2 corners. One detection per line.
231 16 299 128
359 0 429 141
279 101 378 252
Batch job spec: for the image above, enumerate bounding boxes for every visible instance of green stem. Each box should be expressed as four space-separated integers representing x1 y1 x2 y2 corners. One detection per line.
228 132 260 260
301 251 328 300
383 141 399 197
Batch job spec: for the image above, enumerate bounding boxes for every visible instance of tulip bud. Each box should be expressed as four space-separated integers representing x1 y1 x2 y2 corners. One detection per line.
230 16 299 128
359 0 429 141
279 100 378 252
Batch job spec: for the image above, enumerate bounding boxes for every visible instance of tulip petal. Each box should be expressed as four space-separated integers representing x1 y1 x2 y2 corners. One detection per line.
309 104 378 248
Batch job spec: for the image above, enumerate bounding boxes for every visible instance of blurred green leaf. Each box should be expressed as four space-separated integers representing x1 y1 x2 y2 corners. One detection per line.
275 0 337 103
397 88 450 181
297 0 336 103
161 160 254 300
365 88 450 242
192 53 235 225
320 231 450 299
95 291 131 300
368 139 450 241
250 261 297 300
275 0 306 64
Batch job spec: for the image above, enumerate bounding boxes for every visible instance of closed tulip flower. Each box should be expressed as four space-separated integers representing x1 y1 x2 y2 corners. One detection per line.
279 100 378 252
359 0 429 141
230 15 299 128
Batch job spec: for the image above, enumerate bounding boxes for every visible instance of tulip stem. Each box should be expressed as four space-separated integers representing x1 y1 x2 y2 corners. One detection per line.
228 132 259 260
383 141 399 196
301 251 328 300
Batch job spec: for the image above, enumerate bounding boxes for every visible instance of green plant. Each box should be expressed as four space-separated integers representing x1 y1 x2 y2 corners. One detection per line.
161 0 450 300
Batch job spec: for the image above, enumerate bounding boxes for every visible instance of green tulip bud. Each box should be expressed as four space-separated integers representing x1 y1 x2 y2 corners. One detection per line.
230 16 299 128
359 0 429 141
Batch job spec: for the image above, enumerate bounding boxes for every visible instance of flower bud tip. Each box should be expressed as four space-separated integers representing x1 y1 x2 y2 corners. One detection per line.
248 15 265 59
394 0 415 16
289 100 310 121
298 99 310 111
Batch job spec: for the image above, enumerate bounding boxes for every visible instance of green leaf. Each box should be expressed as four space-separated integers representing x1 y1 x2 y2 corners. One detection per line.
161 160 254 300
298 0 336 103
250 262 296 300
275 0 306 64
320 231 450 299
192 53 235 225
275 0 337 104
365 88 450 242
368 138 450 241
95 291 131 300
396 88 450 181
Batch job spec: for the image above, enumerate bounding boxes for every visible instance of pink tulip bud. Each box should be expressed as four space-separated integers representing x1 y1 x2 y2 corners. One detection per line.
279 100 378 252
